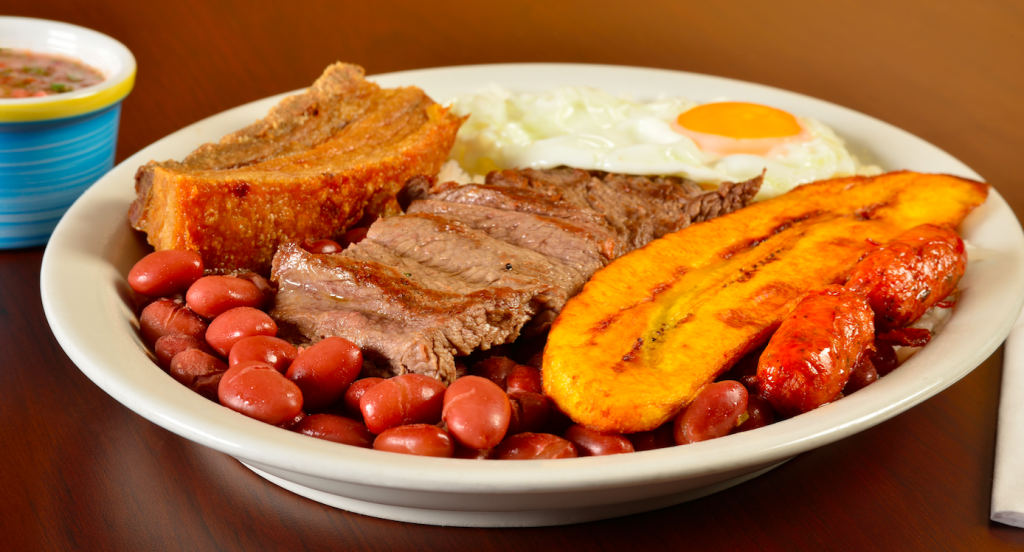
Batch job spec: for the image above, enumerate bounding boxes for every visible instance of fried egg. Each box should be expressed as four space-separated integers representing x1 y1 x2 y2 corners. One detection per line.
447 86 879 199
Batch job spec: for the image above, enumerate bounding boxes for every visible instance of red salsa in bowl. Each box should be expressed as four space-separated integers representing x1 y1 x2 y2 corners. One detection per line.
0 48 105 98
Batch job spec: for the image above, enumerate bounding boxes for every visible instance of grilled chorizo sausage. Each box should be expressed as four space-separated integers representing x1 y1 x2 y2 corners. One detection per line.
757 285 875 417
844 224 966 332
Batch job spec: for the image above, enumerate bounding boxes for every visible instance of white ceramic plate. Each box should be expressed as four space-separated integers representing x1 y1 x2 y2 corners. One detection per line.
40 64 1024 527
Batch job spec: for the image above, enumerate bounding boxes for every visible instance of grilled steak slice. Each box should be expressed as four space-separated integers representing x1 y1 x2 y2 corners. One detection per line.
406 199 616 276
364 213 584 319
486 167 761 249
129 63 464 274
425 183 611 230
272 242 549 382
271 169 762 382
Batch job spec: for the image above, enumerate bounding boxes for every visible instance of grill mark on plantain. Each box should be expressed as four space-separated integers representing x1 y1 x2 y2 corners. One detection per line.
590 232 802 353
717 308 761 328
854 200 893 220
732 249 782 284
586 214 830 361
586 279 679 339
718 280 803 328
644 230 811 364
611 337 648 373
621 337 645 362
719 210 826 260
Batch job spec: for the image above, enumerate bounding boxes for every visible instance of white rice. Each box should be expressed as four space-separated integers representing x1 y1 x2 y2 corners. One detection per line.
437 159 484 185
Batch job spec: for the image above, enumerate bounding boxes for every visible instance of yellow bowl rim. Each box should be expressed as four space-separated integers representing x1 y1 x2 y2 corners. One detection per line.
0 17 136 123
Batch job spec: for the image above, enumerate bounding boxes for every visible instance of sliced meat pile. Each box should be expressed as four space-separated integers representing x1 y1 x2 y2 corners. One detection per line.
270 167 761 383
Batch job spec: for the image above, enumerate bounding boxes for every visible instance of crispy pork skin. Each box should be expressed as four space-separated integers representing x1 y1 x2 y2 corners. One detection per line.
129 63 464 274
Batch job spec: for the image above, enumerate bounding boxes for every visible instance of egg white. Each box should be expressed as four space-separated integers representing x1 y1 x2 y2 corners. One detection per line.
446 86 879 200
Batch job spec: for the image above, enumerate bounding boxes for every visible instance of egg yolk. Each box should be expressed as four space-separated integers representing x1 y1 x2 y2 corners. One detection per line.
674 102 808 157
676 102 802 139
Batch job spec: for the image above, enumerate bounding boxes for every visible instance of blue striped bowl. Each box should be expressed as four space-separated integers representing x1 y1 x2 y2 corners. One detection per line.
0 17 135 248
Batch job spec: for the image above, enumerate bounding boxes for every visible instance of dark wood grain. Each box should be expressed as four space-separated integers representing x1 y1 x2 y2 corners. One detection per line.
2 1 1023 550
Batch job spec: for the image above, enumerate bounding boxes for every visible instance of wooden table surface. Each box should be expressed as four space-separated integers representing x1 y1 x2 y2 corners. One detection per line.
3 1 1023 550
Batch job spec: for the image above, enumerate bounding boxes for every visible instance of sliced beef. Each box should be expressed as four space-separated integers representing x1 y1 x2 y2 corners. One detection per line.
272 242 549 382
406 199 615 276
401 175 625 257
486 167 760 248
430 183 611 231
271 168 762 383
364 213 583 320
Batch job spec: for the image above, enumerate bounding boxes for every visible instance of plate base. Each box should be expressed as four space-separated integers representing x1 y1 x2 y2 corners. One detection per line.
242 460 788 527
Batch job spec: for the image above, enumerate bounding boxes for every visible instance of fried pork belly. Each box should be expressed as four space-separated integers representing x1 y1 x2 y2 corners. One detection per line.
129 63 464 274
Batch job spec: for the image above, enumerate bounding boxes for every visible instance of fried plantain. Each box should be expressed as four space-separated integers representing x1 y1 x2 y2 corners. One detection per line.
542 172 988 433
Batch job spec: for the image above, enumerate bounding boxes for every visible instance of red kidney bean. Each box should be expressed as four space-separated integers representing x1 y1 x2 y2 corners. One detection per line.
228 335 298 373
292 414 374 448
302 238 343 254
872 341 899 376
139 298 207 345
453 444 496 459
339 227 368 248
469 356 519 389
277 411 306 430
373 424 454 457
507 390 551 434
563 424 634 456
360 374 447 434
735 395 775 433
127 249 203 297
720 346 764 394
185 276 266 319
205 307 277 357
674 381 749 445
544 403 575 435
344 377 384 418
628 423 677 452
506 365 542 394
169 349 228 401
442 375 512 450
135 291 185 313
740 373 759 394
218 360 303 425
845 357 879 394
154 334 213 371
286 337 363 411
495 433 578 460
